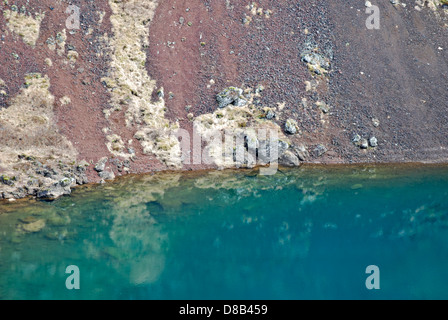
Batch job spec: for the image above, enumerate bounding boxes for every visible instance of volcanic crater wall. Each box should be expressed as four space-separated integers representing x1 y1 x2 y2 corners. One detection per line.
0 0 447 200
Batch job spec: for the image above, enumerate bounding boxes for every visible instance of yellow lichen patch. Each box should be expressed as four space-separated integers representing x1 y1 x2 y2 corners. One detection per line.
106 134 126 156
3 10 44 47
134 127 182 167
0 74 77 166
243 15 252 25
103 0 181 167
417 0 442 10
59 96 71 105
0 78 5 96
45 29 66 55
246 2 272 18
415 0 447 16
57 30 67 56
98 11 106 25
67 50 79 63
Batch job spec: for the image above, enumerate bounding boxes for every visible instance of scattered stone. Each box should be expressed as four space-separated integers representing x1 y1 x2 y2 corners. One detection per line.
279 150 300 167
314 144 328 157
293 145 310 161
0 175 15 186
284 119 298 135
301 52 331 75
11 188 27 199
75 164 89 185
123 160 131 170
369 137 378 147
99 170 115 181
255 85 265 94
258 140 289 164
352 134 361 143
18 154 36 161
37 183 71 200
266 111 275 120
372 118 380 127
265 109 275 120
353 133 377 149
217 87 247 108
3 192 14 200
35 166 55 178
59 178 73 188
94 157 108 172
360 139 369 149
316 101 330 113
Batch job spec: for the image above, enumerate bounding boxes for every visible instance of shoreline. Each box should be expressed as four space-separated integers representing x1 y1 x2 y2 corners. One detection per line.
2 161 448 204
1 1 447 203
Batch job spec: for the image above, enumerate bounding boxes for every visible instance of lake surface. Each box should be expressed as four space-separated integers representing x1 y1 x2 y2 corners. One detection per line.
0 165 448 300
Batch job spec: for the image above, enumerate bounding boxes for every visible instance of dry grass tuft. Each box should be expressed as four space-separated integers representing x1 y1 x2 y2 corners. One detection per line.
3 9 44 47
0 74 77 166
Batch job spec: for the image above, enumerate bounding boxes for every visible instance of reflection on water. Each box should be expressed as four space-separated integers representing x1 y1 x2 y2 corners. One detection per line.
0 165 448 299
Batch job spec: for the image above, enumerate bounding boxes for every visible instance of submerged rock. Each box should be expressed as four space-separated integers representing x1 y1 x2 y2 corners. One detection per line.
19 219 46 233
19 216 38 224
47 214 71 227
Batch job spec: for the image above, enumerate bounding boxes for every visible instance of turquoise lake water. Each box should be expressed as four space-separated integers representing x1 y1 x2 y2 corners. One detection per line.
0 165 448 300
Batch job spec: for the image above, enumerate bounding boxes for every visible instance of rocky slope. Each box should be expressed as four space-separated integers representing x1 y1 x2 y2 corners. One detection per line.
1 0 447 200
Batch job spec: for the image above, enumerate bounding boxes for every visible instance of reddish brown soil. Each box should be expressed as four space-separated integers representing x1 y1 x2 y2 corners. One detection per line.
147 0 448 165
1 0 448 185
0 0 113 182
